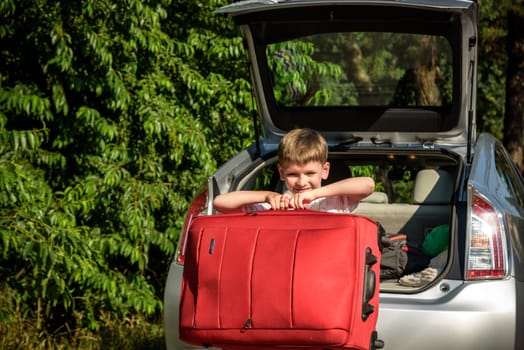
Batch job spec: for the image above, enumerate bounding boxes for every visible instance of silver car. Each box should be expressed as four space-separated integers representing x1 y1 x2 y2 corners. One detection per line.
164 0 524 349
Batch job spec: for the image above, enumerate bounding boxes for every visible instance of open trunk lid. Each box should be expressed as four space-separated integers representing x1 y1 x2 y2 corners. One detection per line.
217 0 478 149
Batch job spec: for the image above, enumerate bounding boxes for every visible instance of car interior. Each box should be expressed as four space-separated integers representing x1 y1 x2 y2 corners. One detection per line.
240 149 459 291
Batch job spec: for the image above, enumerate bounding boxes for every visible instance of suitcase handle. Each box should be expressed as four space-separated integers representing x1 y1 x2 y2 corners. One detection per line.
362 247 378 321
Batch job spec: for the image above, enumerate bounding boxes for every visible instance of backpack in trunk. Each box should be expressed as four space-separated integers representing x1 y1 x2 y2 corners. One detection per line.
380 233 408 280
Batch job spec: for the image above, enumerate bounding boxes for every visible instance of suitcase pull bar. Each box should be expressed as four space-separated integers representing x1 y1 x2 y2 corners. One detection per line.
241 318 253 332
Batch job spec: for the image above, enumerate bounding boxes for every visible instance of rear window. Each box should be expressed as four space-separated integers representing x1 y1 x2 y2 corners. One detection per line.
266 32 453 108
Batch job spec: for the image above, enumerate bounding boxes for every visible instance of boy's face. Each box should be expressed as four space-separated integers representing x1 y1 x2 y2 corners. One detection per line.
278 161 330 193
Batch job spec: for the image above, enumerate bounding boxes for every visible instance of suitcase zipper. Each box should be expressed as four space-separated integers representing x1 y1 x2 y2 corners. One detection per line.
241 318 252 332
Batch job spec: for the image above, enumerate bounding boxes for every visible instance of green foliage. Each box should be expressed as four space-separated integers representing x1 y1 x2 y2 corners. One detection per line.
476 0 509 139
0 283 165 350
0 0 252 332
0 0 515 340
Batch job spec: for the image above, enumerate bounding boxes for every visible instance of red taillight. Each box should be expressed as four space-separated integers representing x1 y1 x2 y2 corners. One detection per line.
176 189 207 265
466 191 507 279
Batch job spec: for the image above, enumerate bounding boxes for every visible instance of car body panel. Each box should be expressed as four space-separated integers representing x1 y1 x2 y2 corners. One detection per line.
166 248 519 350
377 279 516 349
469 133 524 281
468 133 524 348
216 0 475 16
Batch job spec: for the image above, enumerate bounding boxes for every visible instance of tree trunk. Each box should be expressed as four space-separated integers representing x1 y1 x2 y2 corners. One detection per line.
503 9 524 173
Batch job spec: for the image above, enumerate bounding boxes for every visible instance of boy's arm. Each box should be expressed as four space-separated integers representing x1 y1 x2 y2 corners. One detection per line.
289 177 375 209
316 176 375 199
213 190 283 213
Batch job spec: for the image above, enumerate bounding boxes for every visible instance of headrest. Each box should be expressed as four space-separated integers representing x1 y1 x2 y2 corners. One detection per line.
413 169 453 204
362 191 389 204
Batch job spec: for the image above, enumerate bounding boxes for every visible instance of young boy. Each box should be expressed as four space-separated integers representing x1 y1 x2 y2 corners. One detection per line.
213 128 375 213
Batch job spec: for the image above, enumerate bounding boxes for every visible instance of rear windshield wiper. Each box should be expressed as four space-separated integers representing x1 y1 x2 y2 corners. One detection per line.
330 137 363 151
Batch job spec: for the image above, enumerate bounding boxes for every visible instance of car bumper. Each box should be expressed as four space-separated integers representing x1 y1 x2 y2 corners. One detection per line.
165 260 517 350
376 279 516 349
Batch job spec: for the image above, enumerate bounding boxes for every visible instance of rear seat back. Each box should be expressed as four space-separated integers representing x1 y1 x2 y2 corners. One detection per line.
408 169 453 243
361 191 389 204
355 169 453 244
413 169 453 205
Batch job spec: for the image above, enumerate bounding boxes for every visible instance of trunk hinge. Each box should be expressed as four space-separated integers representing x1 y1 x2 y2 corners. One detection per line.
466 36 477 165
244 36 261 158
250 89 261 157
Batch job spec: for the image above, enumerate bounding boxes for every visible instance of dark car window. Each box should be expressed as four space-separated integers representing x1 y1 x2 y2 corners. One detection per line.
266 32 453 108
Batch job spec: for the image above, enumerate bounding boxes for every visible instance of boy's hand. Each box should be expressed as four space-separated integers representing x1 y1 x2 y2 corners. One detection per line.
266 191 318 210
289 191 316 209
265 193 292 210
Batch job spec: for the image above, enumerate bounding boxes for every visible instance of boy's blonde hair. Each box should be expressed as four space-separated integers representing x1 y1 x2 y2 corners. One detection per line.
278 128 328 166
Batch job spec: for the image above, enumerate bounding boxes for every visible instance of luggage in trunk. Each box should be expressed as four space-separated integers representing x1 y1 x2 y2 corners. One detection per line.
179 210 383 350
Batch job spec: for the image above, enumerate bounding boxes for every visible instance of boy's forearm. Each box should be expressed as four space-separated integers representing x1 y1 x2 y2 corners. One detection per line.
314 177 375 200
213 190 277 212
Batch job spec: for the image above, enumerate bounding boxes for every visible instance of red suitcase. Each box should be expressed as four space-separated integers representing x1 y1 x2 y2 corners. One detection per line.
179 210 383 350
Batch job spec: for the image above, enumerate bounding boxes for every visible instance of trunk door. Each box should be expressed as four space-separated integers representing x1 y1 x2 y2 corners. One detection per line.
217 0 478 149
